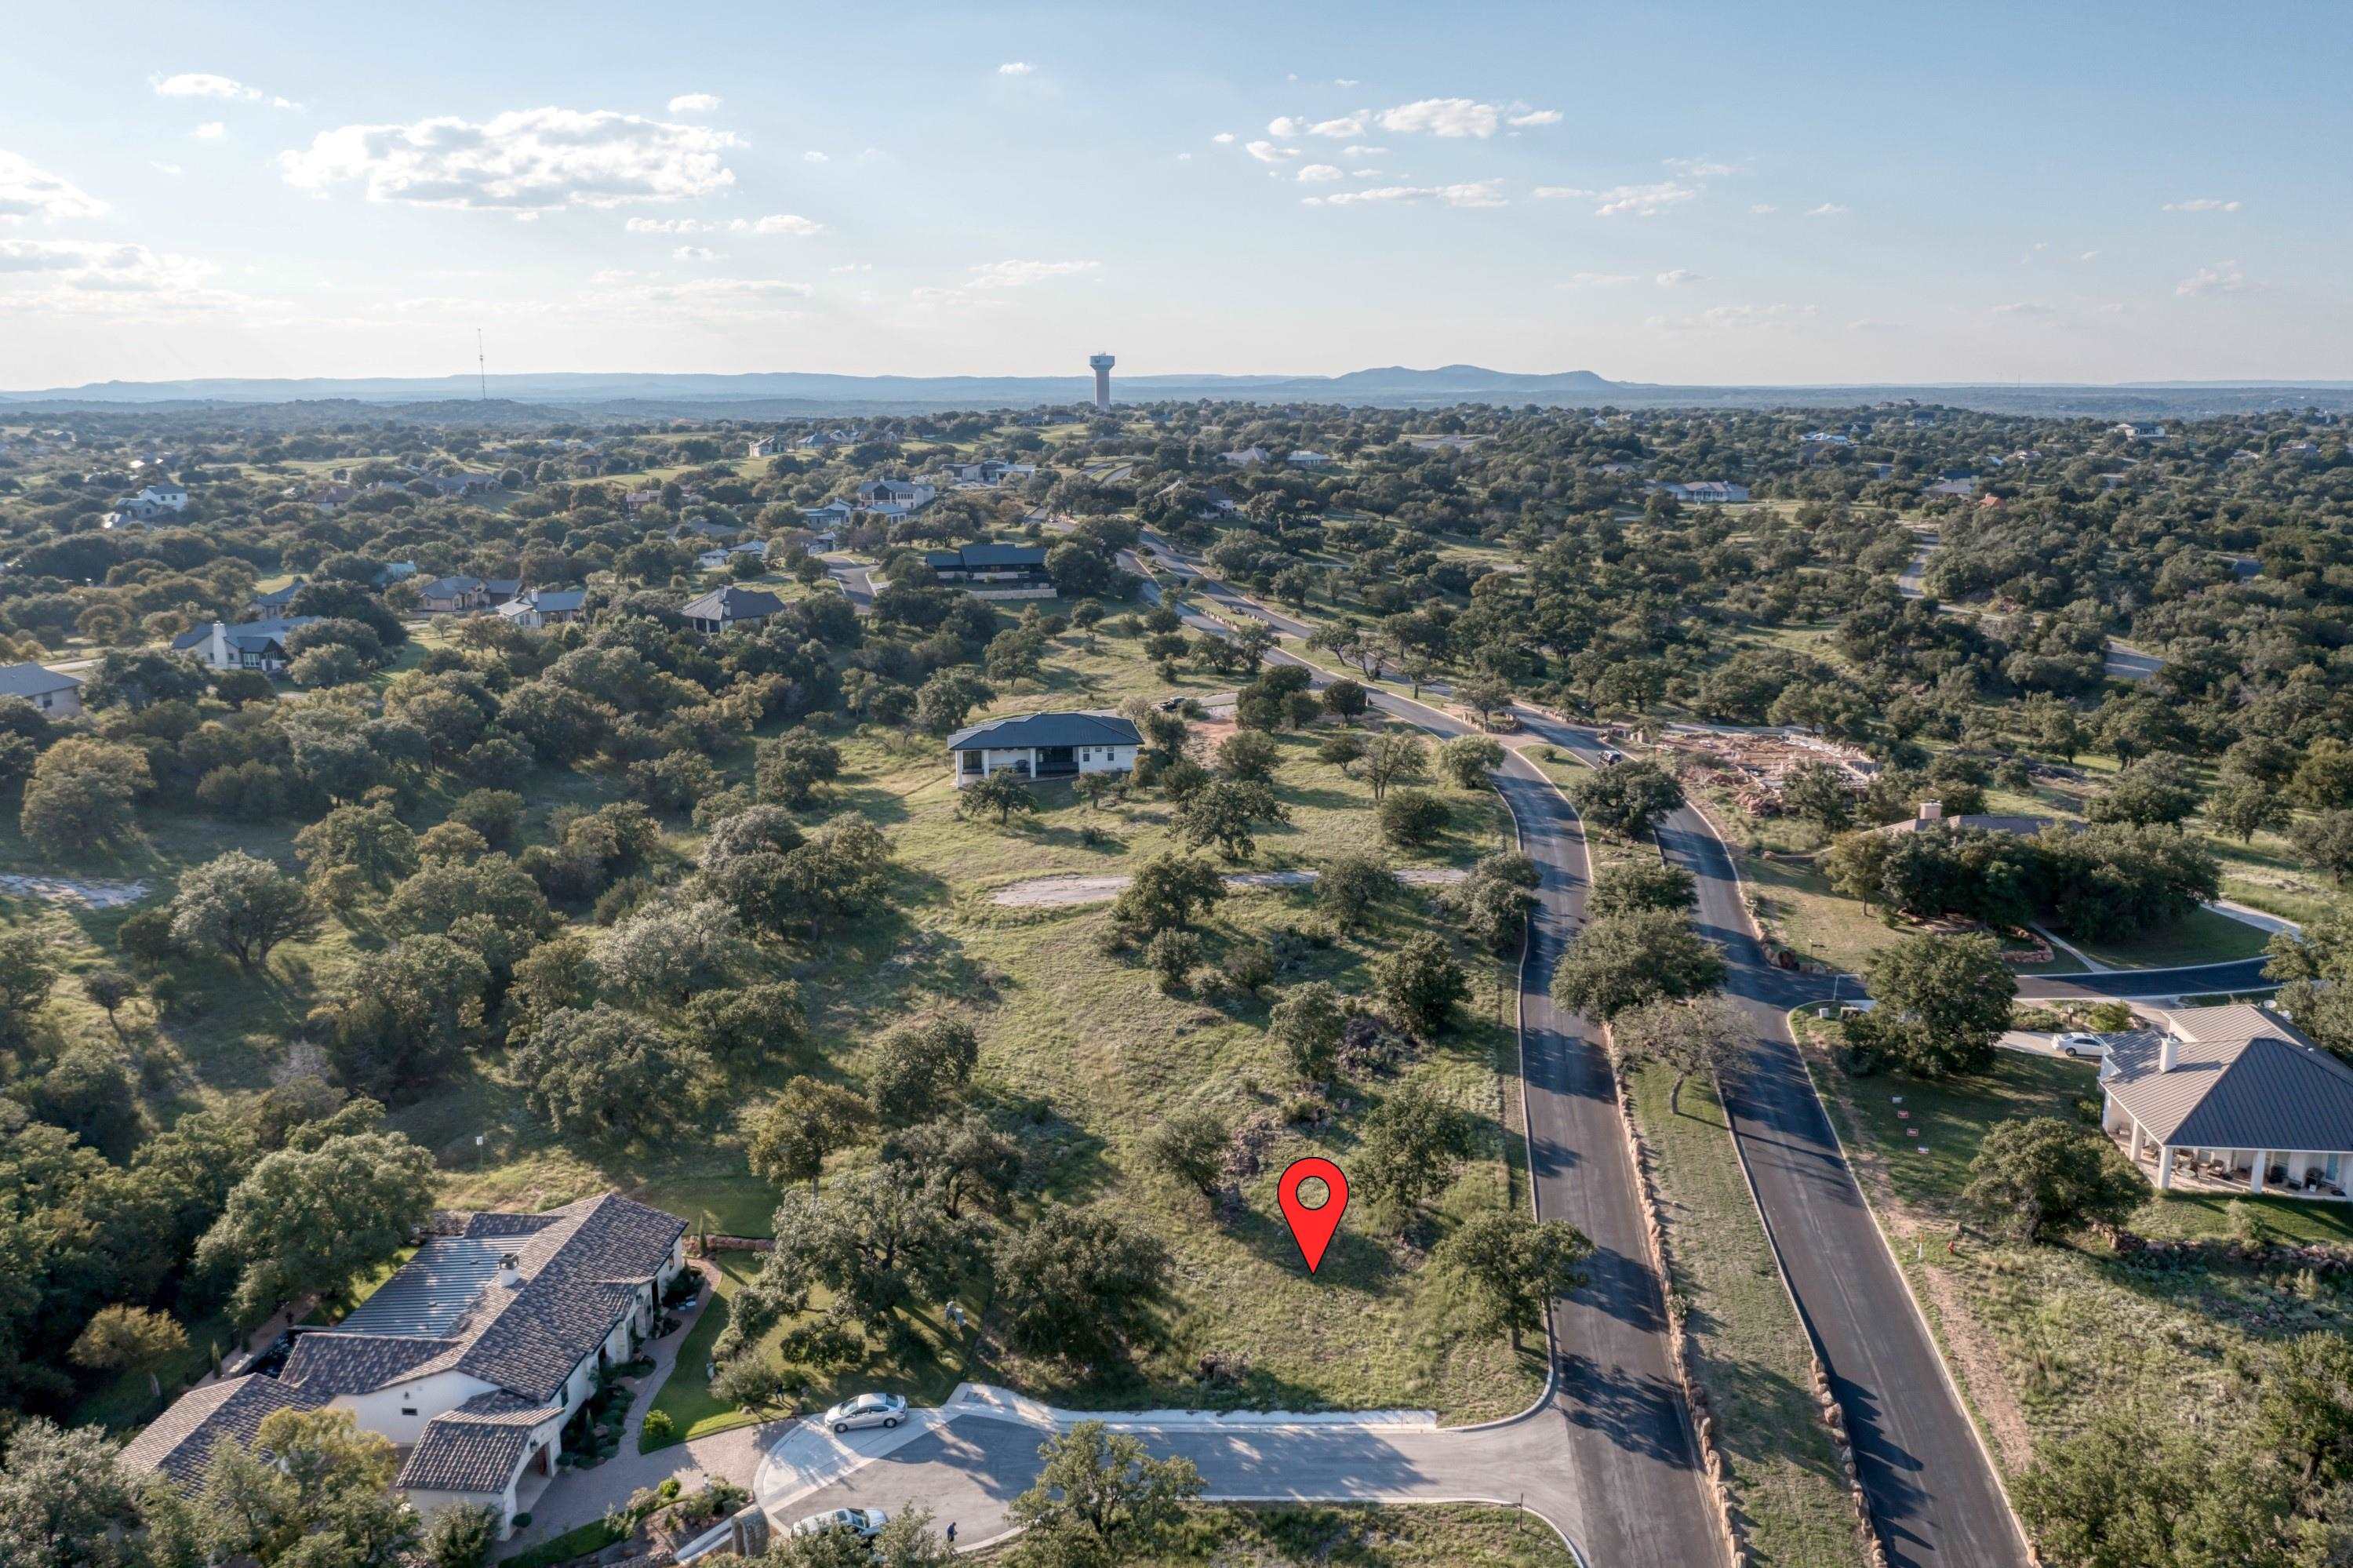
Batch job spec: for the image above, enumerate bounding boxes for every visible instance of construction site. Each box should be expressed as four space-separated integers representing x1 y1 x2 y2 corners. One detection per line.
1646 724 1882 816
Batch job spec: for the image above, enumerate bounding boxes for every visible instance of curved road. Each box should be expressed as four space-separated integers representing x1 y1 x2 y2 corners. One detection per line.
1145 535 2032 1566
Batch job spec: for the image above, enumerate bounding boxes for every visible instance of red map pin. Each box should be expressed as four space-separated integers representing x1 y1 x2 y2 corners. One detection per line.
1276 1157 1349 1274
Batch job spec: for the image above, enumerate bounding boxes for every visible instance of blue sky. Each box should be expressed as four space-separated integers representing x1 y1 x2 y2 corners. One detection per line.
2 0 2347 388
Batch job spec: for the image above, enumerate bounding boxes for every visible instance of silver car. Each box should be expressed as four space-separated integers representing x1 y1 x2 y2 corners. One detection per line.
791 1507 889 1539
2054 1032 2108 1059
821 1392 907 1435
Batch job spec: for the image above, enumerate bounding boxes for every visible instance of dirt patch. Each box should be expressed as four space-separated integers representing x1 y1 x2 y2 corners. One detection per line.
990 867 1465 908
0 873 151 909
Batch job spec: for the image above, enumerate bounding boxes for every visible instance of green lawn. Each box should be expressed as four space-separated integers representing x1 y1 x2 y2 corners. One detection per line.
1626 1063 1867 1568
2070 904 2275 970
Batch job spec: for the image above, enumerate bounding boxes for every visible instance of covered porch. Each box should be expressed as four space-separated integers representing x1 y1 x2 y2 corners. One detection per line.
2102 1108 2351 1200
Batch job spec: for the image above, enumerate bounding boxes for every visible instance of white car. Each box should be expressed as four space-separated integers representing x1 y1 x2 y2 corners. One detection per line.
790 1507 889 1539
821 1392 907 1435
2054 1032 2108 1059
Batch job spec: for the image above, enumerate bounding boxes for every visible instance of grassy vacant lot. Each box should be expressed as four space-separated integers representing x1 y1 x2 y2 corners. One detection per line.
1792 1015 2353 1475
1627 1063 1866 1568
1126 1504 1575 1567
19 615 1543 1432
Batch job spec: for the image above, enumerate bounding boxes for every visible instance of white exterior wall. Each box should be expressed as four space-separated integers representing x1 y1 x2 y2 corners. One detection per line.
406 1483 518 1535
331 1370 500 1446
952 743 1137 786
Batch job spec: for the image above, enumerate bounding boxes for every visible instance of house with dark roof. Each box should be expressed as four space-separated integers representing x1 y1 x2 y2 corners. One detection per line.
925 542 1052 596
2098 1005 2353 1199
682 584 785 635
0 660 83 716
172 618 321 674
494 588 590 629
120 1193 686 1539
946 710 1144 788
416 576 522 615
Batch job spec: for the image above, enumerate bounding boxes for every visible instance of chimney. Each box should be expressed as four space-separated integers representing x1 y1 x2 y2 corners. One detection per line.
496 1251 522 1289
2158 1028 2178 1073
1918 799 1943 822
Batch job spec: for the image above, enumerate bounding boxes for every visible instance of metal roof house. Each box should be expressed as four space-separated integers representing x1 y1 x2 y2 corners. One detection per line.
925 542 1053 598
119 1193 687 1541
2098 1005 2353 1199
946 710 1143 788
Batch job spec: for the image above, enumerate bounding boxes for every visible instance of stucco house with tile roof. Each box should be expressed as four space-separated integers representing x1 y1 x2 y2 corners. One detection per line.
120 1193 686 1539
2099 1004 2353 1199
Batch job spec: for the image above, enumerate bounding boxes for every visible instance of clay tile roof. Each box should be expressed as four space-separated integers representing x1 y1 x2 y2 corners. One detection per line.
115 1375 327 1492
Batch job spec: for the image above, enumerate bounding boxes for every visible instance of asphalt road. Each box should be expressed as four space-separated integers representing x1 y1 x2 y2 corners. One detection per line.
776 1408 1587 1552
1133 540 1727 1566
1147 536 2035 1565
1503 709 2031 1568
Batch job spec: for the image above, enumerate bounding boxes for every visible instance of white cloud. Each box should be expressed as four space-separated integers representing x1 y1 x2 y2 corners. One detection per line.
998 61 1035 75
150 162 184 176
667 93 722 113
803 150 829 163
1805 202 1849 216
1654 268 1703 286
279 107 740 210
0 151 107 223
1245 140 1300 162
1666 156 1741 176
1351 168 1384 177
1988 300 2057 317
966 258 1099 289
1375 98 1503 138
1334 78 1360 87
829 261 872 274
2176 260 2248 297
1213 132 1235 144
1267 116 1307 137
1508 109 1562 127
1304 179 1505 209
672 245 718 260
624 213 824 236
2078 249 2100 262
2163 198 2241 213
151 72 297 109
1749 202 1778 214
0 238 235 318
1847 318 1900 333
1647 302 1819 332
1297 163 1344 183
1535 181 1697 217
1560 271 1638 288
192 122 227 140
1342 144 1387 157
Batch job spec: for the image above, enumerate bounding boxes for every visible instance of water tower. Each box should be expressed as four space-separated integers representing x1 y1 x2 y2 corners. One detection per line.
1088 352 1115 413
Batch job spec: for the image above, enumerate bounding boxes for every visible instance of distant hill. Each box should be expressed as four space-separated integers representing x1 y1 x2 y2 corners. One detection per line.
3 364 2349 420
